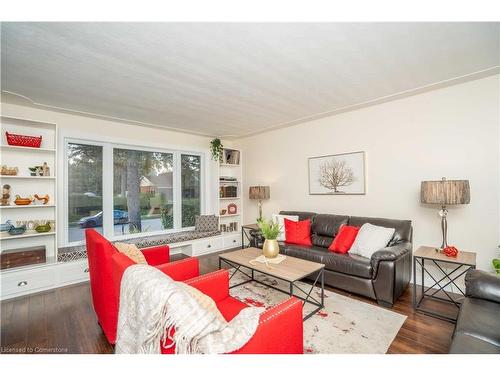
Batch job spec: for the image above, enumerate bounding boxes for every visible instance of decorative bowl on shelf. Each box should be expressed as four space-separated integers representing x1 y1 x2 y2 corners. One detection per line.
14 195 33 205
34 222 51 233
8 224 26 236
0 166 19 176
5 131 42 148
220 209 227 216
0 220 14 231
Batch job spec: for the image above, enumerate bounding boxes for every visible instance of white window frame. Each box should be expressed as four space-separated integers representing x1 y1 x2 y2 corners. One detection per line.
63 138 107 246
179 152 204 229
62 137 205 247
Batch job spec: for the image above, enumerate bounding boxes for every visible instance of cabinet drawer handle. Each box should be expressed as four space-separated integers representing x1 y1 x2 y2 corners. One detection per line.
84 268 89 273
233 239 237 243
207 244 211 248
18 281 28 287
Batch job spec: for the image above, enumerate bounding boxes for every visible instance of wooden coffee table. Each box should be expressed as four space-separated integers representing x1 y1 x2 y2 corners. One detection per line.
219 247 325 320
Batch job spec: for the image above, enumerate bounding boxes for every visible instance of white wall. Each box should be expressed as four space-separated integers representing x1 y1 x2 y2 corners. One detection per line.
0 101 219 247
236 75 500 272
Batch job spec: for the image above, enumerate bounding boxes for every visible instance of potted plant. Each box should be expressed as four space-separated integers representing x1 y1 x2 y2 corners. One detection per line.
257 217 281 258
29 166 42 176
210 138 224 163
493 258 500 275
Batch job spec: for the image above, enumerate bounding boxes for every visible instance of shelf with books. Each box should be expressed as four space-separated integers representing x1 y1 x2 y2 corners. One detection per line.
218 148 242 237
221 148 240 165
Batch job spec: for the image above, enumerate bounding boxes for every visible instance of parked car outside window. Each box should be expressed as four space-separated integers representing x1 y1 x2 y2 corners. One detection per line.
79 210 128 228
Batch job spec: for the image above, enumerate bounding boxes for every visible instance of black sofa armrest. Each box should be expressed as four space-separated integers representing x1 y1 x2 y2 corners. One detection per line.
371 241 412 270
465 269 500 304
371 241 412 306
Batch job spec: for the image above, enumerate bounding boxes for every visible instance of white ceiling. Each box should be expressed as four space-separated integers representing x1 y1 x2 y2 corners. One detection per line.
1 22 499 137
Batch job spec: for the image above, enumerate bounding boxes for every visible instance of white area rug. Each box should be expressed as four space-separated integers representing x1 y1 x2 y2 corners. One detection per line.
229 273 407 354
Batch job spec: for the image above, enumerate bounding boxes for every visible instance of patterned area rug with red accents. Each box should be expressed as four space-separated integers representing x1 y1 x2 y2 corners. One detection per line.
229 272 407 354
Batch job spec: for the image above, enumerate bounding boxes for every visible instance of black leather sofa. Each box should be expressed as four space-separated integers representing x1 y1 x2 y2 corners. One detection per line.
277 211 412 307
449 270 500 353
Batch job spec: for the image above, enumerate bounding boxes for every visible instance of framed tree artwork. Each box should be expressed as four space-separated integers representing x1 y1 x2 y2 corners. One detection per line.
308 151 366 195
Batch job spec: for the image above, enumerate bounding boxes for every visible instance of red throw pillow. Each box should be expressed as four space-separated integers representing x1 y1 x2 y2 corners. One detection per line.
284 218 313 246
328 225 359 254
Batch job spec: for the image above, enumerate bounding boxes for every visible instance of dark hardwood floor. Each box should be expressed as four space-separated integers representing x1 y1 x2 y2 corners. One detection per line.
1 250 455 354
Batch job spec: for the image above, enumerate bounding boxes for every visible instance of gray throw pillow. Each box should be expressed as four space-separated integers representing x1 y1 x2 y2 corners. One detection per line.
195 215 219 232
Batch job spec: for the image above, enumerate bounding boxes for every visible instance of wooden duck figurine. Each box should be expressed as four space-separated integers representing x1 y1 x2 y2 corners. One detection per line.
34 194 50 205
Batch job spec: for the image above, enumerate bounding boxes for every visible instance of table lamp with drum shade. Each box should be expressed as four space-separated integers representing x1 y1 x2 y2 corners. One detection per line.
249 186 270 220
420 178 470 249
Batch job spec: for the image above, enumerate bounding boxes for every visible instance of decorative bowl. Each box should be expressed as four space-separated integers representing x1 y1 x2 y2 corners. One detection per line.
0 220 13 232
0 166 18 176
8 224 26 236
6 131 42 148
14 195 33 205
34 223 52 233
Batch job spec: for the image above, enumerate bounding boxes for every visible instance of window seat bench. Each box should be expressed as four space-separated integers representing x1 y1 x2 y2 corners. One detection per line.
57 229 227 263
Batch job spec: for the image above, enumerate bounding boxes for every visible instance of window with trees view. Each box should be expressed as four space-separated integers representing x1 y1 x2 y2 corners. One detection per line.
113 148 174 236
181 154 201 227
65 141 203 244
67 143 103 243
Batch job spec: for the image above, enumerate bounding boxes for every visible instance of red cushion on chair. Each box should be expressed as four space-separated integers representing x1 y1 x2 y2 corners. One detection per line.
284 218 312 246
328 225 359 253
216 296 248 322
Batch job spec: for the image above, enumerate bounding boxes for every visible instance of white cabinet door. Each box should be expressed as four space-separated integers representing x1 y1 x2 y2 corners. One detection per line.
223 234 241 249
191 237 224 255
57 260 90 285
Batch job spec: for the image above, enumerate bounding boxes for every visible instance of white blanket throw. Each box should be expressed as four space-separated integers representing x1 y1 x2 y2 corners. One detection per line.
115 265 264 354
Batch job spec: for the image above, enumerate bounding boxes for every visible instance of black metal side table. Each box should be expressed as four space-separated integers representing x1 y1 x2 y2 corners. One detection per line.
413 245 476 322
241 223 261 249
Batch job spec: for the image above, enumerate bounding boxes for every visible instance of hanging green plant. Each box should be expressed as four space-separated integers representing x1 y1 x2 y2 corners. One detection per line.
210 138 224 162
493 258 500 275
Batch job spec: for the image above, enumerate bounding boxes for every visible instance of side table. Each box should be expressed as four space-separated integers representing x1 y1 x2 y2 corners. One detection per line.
241 223 260 249
413 245 476 322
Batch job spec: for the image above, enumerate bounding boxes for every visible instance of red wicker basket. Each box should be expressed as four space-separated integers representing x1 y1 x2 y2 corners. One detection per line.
5 132 42 148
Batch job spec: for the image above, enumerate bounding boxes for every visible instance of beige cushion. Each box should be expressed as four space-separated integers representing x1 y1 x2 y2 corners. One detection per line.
114 242 148 265
177 282 227 323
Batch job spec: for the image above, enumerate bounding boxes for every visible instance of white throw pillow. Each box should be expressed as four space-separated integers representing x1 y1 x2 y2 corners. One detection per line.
272 214 299 241
349 223 396 259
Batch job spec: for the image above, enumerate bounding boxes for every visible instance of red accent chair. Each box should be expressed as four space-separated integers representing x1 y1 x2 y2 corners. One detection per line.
85 229 200 344
112 252 304 354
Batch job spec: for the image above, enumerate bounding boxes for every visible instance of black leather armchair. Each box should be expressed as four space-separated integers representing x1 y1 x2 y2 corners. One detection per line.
465 270 500 303
449 270 500 353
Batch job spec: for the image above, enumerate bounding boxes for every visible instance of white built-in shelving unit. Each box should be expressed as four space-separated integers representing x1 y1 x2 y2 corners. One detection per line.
0 116 58 256
218 148 242 237
0 116 90 300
